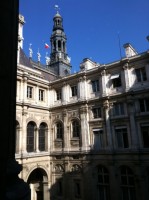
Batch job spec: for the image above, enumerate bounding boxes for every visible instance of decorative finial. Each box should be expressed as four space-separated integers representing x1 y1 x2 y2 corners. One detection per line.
54 4 60 13
37 48 41 62
45 52 50 65
29 43 33 58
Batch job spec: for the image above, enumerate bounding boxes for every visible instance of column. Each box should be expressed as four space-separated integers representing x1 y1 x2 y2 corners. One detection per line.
80 105 90 151
63 109 70 152
35 128 39 152
123 62 130 92
43 181 49 200
103 100 113 149
23 73 29 102
21 107 28 154
78 76 87 100
101 69 107 96
127 96 139 148
62 82 69 104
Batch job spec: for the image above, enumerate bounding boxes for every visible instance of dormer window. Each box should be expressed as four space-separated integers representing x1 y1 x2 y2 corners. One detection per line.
135 67 147 82
111 74 121 88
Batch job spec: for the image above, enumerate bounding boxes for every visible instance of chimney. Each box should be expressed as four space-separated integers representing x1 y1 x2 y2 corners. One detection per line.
123 43 138 58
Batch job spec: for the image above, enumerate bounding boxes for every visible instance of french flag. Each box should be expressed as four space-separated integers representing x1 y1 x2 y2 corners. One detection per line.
45 43 50 49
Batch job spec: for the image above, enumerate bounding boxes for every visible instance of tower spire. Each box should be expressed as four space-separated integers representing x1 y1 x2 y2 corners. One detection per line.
48 10 72 76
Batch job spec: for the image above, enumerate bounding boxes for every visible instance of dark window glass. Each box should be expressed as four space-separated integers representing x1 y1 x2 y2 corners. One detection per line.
115 128 129 148
72 121 80 137
120 166 136 200
92 107 102 118
141 125 149 148
39 123 46 151
27 122 35 152
97 166 110 200
27 86 33 98
56 123 63 139
71 85 77 96
92 80 99 92
135 67 147 82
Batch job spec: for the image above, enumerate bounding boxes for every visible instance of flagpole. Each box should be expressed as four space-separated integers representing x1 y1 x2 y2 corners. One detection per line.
118 32 122 59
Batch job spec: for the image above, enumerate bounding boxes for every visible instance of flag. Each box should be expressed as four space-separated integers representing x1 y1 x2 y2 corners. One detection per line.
45 43 50 49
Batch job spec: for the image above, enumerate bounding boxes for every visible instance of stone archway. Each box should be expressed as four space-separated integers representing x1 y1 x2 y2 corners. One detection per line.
27 168 49 200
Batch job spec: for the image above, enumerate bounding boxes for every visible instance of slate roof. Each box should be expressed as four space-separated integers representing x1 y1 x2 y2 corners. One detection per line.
19 48 57 82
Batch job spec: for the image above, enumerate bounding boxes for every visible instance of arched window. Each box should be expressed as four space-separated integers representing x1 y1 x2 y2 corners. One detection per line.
120 166 136 200
39 123 47 151
15 120 20 154
56 122 63 139
97 166 110 200
27 122 36 152
72 120 80 138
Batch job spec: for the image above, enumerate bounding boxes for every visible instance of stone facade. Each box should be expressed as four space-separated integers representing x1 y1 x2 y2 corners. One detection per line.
15 14 149 200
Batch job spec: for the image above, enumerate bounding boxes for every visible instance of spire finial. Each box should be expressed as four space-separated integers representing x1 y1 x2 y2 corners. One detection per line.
54 4 60 13
29 43 33 58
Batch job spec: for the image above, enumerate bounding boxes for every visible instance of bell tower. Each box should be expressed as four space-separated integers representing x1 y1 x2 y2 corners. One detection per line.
48 11 71 76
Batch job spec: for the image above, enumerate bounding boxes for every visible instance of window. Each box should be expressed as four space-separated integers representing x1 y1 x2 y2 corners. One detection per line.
115 127 129 148
15 121 20 154
72 120 80 138
71 85 77 96
56 122 63 139
92 107 102 118
113 102 124 116
93 129 104 150
92 79 99 92
74 180 81 198
39 123 47 151
27 86 33 98
97 166 110 200
120 166 136 200
135 67 147 82
141 124 149 148
111 74 121 88
139 98 149 112
39 89 44 101
56 89 61 100
27 122 35 152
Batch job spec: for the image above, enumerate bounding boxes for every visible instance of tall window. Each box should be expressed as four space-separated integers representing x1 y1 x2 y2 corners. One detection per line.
141 124 149 148
120 166 136 200
56 89 61 100
39 123 47 151
39 89 44 101
111 74 121 88
92 79 99 92
92 107 102 118
113 102 124 116
115 127 129 148
27 122 35 152
74 179 81 198
139 98 149 112
72 120 80 138
135 67 147 82
27 86 33 98
71 85 77 96
56 122 63 139
15 121 20 154
93 129 104 150
97 166 110 200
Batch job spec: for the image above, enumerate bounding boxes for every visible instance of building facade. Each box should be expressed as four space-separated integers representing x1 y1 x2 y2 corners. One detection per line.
16 12 149 200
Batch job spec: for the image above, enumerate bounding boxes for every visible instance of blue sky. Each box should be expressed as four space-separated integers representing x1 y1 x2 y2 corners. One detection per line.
19 0 149 73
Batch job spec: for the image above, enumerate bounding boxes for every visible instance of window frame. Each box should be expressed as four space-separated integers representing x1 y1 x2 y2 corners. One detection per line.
115 127 129 148
39 89 44 101
27 85 33 99
91 79 100 93
135 67 147 82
